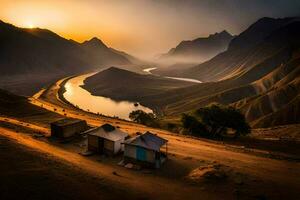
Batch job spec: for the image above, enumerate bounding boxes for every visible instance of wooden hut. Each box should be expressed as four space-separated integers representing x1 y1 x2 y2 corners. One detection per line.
123 132 168 168
86 124 129 155
50 118 88 138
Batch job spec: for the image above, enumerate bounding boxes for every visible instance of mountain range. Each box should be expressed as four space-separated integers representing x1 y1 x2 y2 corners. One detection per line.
0 20 135 95
159 30 234 64
154 17 300 128
1 16 299 128
85 17 300 128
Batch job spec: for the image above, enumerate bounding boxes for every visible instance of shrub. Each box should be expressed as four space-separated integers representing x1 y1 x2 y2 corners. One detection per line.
129 110 159 127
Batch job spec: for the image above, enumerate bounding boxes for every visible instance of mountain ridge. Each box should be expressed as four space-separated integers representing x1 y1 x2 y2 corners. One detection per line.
86 17 300 128
159 30 234 64
0 20 135 95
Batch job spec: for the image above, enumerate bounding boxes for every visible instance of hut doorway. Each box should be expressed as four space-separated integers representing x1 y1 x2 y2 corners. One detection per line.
136 147 146 161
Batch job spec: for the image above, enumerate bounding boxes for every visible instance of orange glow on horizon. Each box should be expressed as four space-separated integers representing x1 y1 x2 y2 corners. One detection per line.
0 0 138 55
1 0 295 58
0 0 213 58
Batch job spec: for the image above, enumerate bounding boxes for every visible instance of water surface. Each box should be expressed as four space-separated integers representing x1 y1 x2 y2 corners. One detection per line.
143 67 202 83
63 73 153 120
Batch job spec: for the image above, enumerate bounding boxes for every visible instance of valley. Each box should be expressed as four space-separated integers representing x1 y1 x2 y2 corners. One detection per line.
0 80 300 199
0 8 299 200
79 17 300 129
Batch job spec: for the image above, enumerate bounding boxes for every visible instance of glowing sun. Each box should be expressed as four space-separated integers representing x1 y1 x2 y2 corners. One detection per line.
26 22 35 29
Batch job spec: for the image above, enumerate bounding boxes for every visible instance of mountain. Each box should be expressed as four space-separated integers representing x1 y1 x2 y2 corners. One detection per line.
159 17 297 82
82 67 196 106
149 17 300 128
0 20 133 95
159 30 234 63
80 37 131 66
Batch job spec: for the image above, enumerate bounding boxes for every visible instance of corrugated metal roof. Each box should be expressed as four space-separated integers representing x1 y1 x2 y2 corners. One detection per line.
86 124 128 141
124 132 168 151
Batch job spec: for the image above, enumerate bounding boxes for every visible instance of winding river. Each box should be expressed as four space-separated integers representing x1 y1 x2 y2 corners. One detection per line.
63 67 201 120
143 67 202 83
63 73 153 120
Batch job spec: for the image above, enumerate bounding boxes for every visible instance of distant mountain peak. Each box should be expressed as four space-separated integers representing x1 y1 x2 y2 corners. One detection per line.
208 30 232 39
82 37 107 48
90 37 104 43
160 30 234 63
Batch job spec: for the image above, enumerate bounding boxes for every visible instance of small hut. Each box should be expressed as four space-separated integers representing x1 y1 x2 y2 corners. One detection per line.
86 124 129 155
51 118 88 138
123 132 168 168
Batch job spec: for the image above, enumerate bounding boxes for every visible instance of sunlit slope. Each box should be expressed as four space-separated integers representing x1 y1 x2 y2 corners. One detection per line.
236 55 300 127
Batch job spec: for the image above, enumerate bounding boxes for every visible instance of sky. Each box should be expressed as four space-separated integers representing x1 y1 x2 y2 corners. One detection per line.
0 0 299 59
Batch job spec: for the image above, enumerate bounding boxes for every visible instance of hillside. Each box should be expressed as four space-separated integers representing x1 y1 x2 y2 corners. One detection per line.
82 67 196 105
159 30 234 64
0 88 63 128
99 17 300 128
150 17 300 128
0 20 132 95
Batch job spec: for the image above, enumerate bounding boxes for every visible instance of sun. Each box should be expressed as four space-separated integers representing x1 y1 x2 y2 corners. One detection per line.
26 22 35 29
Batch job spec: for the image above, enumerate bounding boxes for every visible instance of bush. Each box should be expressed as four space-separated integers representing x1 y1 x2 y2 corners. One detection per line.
129 110 159 127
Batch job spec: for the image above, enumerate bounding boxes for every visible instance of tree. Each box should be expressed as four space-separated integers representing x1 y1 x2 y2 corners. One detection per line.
223 106 251 137
181 113 207 136
195 104 250 138
129 110 158 127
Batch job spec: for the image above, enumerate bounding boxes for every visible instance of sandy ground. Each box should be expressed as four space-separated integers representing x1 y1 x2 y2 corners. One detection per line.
0 77 299 199
0 132 139 200
1 123 300 200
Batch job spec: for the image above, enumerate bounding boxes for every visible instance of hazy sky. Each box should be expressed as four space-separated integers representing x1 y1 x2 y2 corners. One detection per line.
0 0 299 58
